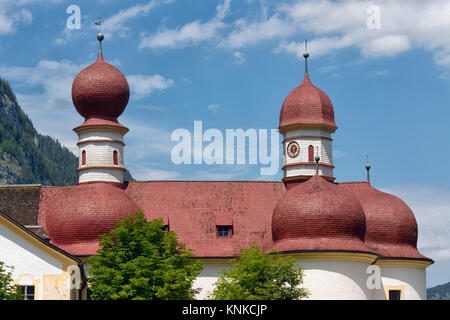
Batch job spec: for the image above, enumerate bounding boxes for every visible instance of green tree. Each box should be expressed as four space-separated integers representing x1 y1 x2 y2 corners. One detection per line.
88 211 203 300
208 243 309 300
0 262 22 300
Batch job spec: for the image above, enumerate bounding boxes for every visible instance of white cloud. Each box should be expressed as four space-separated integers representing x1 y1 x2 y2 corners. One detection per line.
54 0 166 45
207 104 221 112
368 69 390 78
139 0 231 49
0 5 33 35
103 0 158 39
381 184 450 262
147 168 180 180
273 0 450 68
220 15 294 49
127 74 174 99
1 59 174 154
1 59 87 153
133 0 450 73
191 165 253 181
232 51 246 64
332 150 347 159
361 34 411 57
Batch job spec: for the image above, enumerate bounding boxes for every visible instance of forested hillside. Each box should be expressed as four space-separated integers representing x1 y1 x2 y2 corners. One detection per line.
428 282 450 300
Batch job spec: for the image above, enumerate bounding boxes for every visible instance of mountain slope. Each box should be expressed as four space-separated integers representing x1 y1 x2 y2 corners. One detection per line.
428 282 450 300
0 77 133 186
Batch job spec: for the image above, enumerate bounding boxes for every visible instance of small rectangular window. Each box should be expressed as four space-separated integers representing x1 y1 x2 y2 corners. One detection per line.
217 225 232 238
19 285 35 300
388 290 401 300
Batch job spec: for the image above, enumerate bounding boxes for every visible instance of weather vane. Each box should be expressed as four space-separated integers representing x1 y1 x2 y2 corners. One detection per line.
94 18 104 32
94 18 105 56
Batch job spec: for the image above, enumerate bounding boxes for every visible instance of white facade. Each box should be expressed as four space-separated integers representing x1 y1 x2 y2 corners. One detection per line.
297 259 372 300
193 262 231 300
0 218 80 300
282 129 334 180
77 130 126 184
370 266 427 300
192 258 428 300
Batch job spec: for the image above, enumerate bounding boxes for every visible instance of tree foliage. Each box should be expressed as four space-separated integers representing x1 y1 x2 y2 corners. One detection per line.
88 211 203 300
0 262 22 300
208 243 309 300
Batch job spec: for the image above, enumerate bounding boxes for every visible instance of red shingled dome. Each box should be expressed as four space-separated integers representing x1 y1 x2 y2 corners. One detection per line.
279 73 337 132
72 54 130 120
342 182 430 260
272 174 373 253
44 182 139 255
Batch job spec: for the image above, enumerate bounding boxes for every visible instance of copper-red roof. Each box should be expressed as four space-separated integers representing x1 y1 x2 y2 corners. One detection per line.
36 179 427 260
124 181 286 257
341 181 430 261
272 174 374 254
279 73 337 132
40 183 139 255
72 54 130 120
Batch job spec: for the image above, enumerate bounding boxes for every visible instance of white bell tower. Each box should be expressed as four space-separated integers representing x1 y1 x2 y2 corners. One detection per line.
279 40 337 183
74 120 128 184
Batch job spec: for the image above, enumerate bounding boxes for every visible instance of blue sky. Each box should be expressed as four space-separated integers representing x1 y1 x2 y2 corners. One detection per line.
0 0 449 287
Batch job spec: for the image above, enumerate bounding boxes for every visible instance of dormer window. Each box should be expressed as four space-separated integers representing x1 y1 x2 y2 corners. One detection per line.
217 225 233 238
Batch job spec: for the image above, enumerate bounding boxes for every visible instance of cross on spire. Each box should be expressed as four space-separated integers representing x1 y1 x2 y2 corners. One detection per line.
94 18 104 32
94 18 105 56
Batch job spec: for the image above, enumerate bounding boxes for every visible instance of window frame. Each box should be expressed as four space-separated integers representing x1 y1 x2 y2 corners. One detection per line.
216 225 233 238
384 285 405 300
19 285 35 300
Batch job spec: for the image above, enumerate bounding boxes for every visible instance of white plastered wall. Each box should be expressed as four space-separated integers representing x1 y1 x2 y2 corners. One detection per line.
369 266 427 300
193 259 373 300
283 129 334 179
0 223 73 300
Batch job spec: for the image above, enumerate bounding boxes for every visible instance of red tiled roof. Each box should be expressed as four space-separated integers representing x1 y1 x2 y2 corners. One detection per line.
72 54 130 120
40 183 139 256
341 181 430 260
124 181 286 258
36 179 427 260
279 73 337 132
272 174 374 254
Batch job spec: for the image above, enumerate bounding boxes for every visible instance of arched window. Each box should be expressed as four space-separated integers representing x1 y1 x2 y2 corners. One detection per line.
113 150 118 165
82 150 86 165
308 145 314 162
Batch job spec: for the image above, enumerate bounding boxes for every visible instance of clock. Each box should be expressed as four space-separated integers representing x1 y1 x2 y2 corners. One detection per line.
287 141 300 158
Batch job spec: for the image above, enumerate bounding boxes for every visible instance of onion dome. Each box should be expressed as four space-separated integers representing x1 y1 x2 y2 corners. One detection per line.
279 73 337 133
272 174 373 253
342 182 431 260
72 54 130 120
44 183 139 255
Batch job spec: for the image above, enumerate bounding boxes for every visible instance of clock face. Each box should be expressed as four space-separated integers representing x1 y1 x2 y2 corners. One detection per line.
287 141 300 158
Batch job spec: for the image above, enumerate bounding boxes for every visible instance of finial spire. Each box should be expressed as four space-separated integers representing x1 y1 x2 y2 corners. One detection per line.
365 155 371 184
303 39 309 74
314 146 320 174
95 18 105 57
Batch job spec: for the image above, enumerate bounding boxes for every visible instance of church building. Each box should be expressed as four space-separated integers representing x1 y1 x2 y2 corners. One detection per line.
0 34 433 300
